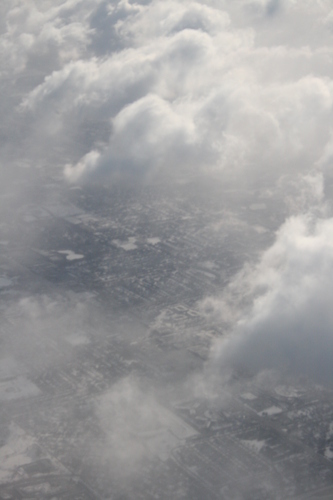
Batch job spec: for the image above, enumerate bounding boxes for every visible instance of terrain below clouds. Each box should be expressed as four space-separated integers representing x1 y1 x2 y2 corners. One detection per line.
1 1 333 499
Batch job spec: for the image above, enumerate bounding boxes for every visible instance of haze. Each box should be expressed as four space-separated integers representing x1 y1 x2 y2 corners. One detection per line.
1 1 333 498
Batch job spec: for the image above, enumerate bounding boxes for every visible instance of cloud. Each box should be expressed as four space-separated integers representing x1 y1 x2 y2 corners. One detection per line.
1 0 330 194
89 375 197 494
0 292 98 373
64 92 199 182
95 377 162 473
3 4 333 497
1 1 92 77
2 0 333 385
207 213 333 384
2 1 333 386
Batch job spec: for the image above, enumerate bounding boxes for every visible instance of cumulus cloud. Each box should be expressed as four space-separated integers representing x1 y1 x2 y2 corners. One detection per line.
65 92 199 182
0 0 331 195
206 213 333 384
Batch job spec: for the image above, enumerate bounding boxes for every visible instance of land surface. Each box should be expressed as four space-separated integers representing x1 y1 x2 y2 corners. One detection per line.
0 174 332 500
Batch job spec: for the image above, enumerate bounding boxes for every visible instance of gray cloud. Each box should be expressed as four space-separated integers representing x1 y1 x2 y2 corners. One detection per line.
0 0 331 195
0 293 99 373
206 213 333 384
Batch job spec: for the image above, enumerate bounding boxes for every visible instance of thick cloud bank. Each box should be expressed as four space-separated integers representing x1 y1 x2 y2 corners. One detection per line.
1 0 333 192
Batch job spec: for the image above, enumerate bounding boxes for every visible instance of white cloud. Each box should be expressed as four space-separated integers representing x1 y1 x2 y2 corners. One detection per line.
1 0 332 194
208 213 333 383
1 0 92 77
